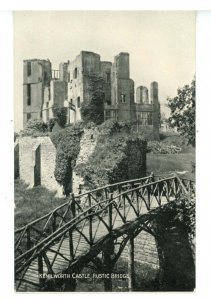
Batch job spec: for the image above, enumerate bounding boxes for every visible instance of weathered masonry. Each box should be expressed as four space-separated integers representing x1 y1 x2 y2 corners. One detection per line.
16 136 63 197
15 131 147 197
23 51 160 139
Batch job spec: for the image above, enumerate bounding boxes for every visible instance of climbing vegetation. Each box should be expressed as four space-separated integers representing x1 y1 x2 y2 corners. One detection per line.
80 75 105 125
50 123 84 193
52 105 67 128
75 120 147 190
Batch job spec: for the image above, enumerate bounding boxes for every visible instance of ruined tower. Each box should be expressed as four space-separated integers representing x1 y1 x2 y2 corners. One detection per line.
135 81 160 139
150 81 160 140
110 52 135 122
23 59 52 128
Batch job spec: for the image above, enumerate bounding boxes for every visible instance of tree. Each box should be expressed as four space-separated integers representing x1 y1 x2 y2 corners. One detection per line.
167 78 195 146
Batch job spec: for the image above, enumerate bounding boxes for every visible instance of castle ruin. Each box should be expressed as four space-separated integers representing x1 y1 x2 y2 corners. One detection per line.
23 51 160 138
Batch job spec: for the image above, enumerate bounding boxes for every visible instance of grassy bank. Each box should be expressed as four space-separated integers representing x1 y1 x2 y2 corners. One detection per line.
15 179 66 229
147 153 195 180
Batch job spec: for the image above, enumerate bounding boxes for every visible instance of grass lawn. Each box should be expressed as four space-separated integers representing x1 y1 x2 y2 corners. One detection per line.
147 132 195 180
15 179 67 229
147 153 195 180
159 132 195 153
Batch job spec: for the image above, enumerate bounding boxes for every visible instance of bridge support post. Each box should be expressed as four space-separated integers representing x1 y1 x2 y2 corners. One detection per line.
108 193 113 230
102 240 114 291
127 237 135 291
38 253 44 286
69 193 76 260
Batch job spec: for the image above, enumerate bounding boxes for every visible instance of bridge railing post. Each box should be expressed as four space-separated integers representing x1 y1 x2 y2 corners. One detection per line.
68 193 76 260
38 252 44 286
136 190 140 215
70 193 76 218
52 212 56 232
88 193 93 246
151 172 155 182
102 240 114 291
26 227 31 250
128 237 135 291
108 193 113 230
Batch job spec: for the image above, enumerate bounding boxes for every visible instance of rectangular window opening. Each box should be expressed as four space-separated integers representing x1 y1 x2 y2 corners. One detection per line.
77 96 81 108
27 113 31 121
74 68 78 79
105 110 111 120
27 84 31 106
139 112 153 125
27 61 31 76
121 94 126 103
106 72 111 83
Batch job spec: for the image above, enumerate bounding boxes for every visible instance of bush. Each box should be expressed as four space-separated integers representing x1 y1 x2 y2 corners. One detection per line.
20 119 49 137
147 141 182 154
84 121 95 129
135 126 156 141
98 119 121 135
98 119 133 136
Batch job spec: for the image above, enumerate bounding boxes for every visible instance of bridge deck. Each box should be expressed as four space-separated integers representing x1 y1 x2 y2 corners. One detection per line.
16 197 168 291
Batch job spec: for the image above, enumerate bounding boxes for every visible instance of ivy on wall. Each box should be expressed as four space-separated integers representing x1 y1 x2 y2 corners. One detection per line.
52 105 67 128
50 123 84 194
75 120 147 190
80 75 105 125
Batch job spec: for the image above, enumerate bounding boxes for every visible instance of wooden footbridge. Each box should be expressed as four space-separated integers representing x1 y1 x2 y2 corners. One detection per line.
15 173 195 291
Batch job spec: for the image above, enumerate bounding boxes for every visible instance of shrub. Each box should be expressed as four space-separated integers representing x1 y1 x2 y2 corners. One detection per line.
135 126 156 141
84 121 96 129
147 141 182 154
20 119 49 137
98 119 133 136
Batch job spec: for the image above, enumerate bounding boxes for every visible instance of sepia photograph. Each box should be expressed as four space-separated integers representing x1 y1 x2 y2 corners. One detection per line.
13 11 196 292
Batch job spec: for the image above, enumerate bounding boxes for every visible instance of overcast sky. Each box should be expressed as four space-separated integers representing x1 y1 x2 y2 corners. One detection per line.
14 11 195 131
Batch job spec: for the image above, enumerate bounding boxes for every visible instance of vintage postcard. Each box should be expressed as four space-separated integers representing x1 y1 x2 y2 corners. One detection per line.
14 11 196 292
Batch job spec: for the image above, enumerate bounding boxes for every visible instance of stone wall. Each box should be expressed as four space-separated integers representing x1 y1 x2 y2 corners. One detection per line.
121 230 159 269
23 59 51 128
17 129 146 197
18 136 63 197
72 128 99 194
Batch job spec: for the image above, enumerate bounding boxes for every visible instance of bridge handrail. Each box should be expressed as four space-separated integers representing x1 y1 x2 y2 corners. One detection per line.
15 174 153 233
74 174 154 198
15 175 178 269
15 200 72 234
